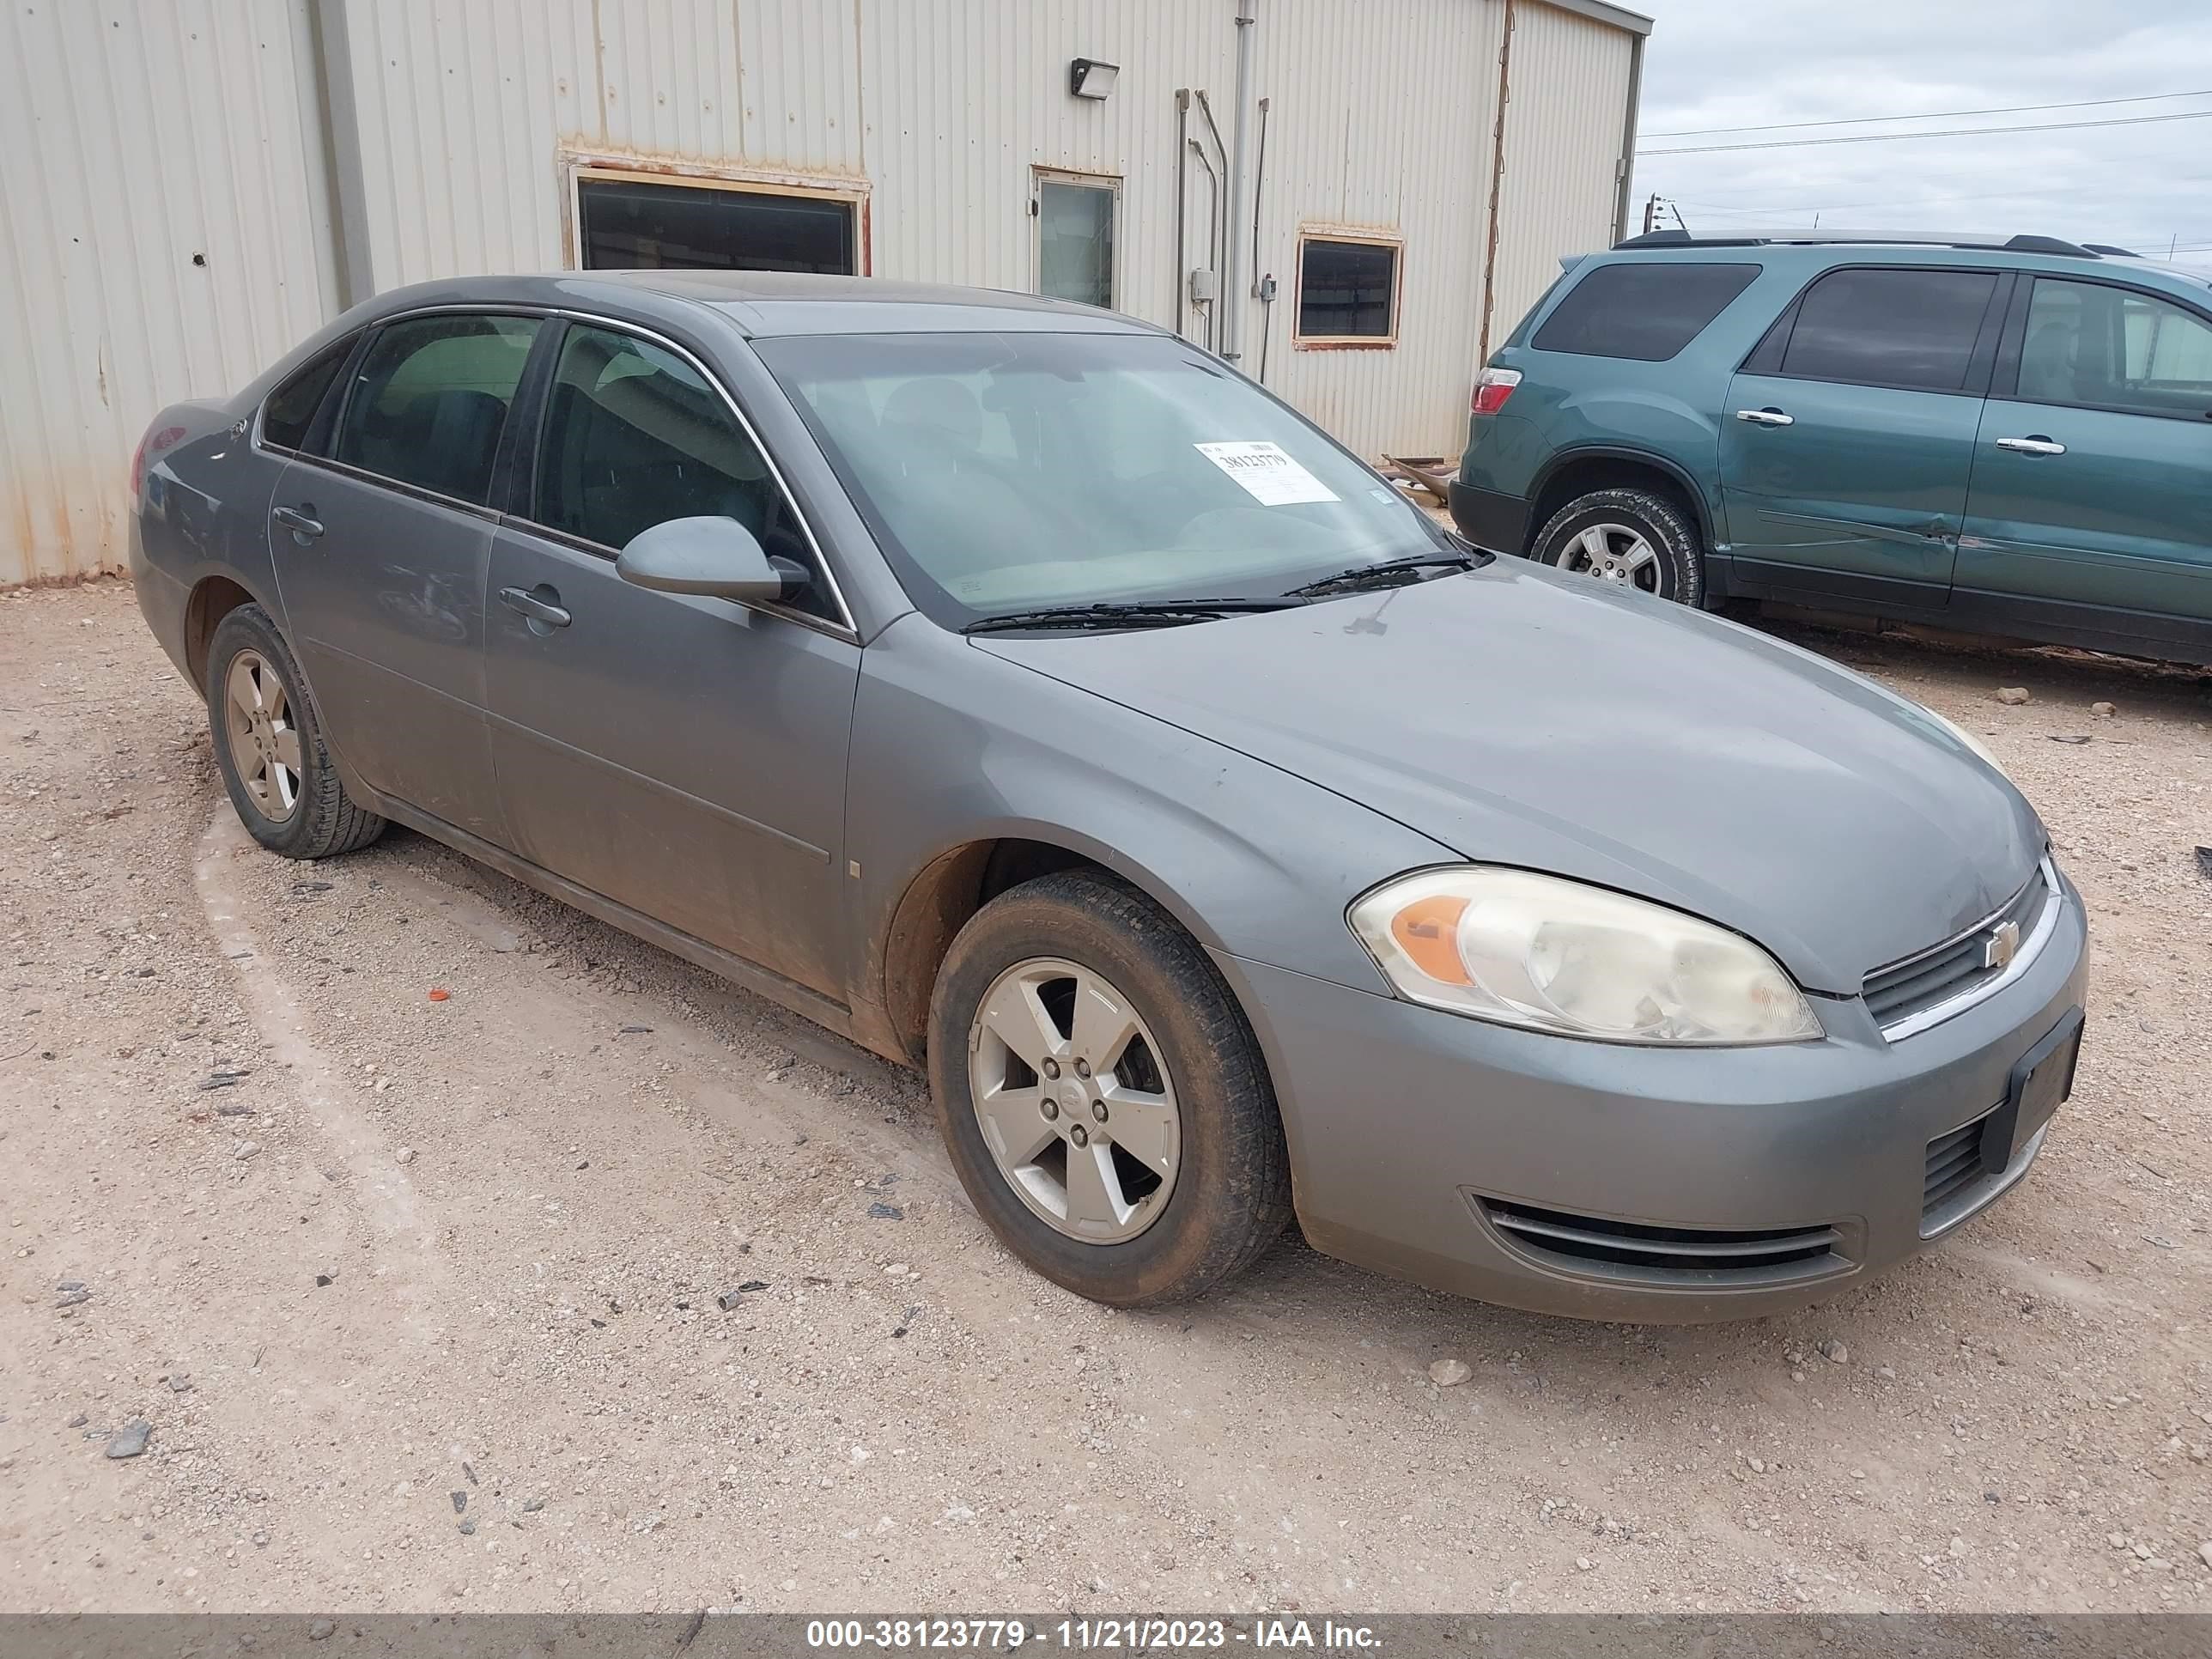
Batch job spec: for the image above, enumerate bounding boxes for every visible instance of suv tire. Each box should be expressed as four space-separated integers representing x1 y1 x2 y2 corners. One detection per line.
1532 487 1705 607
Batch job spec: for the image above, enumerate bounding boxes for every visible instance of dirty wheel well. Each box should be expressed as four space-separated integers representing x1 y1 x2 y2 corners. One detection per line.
184 576 258 691
878 839 1109 1064
1528 457 1706 553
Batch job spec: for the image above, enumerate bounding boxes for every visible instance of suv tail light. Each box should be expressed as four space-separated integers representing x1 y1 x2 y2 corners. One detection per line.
1471 367 1521 416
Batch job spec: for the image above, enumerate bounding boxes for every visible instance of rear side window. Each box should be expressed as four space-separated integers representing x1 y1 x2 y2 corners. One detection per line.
1779 268 1997 393
333 313 541 504
260 335 356 452
1531 262 1760 361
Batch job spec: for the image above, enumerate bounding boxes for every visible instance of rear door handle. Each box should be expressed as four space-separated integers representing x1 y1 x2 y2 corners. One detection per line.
1994 435 2066 456
271 504 324 539
498 584 572 629
1735 408 1794 427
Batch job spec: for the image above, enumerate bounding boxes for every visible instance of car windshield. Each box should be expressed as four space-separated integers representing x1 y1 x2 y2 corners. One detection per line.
754 329 1451 626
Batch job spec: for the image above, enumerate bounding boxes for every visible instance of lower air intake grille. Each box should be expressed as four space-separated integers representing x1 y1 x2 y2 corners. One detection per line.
1479 1198 1850 1286
1924 1110 1997 1219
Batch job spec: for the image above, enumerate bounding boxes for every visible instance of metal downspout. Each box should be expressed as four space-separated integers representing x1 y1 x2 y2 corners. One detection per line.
1175 90 1192 340
1222 0 1256 363
307 0 374 311
1612 30 1645 246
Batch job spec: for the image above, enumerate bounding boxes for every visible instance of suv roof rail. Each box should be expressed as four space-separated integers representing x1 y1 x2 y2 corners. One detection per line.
1611 228 2107 258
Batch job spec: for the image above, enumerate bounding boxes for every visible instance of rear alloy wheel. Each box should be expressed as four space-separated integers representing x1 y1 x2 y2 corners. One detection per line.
928 871 1291 1307
205 604 386 860
1532 487 1705 606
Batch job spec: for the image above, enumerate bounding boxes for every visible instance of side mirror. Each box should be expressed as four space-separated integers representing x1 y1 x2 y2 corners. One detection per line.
616 515 811 605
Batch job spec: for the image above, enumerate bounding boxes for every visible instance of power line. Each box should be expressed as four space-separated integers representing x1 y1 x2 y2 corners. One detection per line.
1644 88 2212 140
1639 108 2212 156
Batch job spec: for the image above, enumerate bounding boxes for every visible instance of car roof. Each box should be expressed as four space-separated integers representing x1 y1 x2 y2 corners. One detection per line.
350 270 1158 338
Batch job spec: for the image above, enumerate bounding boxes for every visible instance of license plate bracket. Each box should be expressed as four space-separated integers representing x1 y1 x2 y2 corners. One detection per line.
1978 1006 2083 1175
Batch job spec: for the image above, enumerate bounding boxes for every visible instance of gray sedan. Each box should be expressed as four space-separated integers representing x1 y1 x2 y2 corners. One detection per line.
130 273 2087 1320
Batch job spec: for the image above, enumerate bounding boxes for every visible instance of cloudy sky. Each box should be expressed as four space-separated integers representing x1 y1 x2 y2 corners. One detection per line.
1629 0 2212 266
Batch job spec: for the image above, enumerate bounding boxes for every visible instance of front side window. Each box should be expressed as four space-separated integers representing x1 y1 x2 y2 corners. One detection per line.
757 330 1451 628
532 324 828 615
261 334 357 452
332 314 539 504
1297 237 1400 340
1532 262 1760 362
1779 268 1997 393
576 176 856 274
2017 277 2212 416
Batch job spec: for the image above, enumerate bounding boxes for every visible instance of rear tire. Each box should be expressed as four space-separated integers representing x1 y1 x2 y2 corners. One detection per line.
927 871 1291 1307
1533 487 1705 606
204 605 386 860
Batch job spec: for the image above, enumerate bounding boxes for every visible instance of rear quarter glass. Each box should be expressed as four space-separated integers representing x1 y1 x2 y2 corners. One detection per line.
1530 262 1763 362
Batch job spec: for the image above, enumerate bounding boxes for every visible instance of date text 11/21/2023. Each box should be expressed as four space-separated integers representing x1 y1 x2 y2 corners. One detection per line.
803 1619 1383 1650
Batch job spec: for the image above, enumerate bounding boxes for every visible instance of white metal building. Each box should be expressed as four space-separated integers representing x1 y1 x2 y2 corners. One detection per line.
0 0 1650 586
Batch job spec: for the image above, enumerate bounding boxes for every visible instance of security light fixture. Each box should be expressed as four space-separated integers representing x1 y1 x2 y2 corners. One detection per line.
1069 58 1119 100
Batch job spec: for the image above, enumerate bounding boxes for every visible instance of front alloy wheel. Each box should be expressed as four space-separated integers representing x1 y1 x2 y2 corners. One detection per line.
969 956 1182 1243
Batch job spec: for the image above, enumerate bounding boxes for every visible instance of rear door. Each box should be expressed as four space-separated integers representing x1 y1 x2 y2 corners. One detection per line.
1719 265 2008 609
269 311 542 844
482 319 860 999
1957 273 2212 655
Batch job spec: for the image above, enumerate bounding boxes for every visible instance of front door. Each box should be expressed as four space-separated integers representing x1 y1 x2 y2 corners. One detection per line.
482 320 860 999
1958 273 2212 653
269 312 542 844
1719 265 2007 608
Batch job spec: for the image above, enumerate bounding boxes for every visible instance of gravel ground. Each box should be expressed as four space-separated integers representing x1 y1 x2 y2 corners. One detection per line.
2 577 2208 1615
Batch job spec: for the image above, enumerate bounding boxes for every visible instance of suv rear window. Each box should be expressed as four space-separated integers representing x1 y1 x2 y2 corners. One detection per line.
1532 262 1760 361
1778 267 1998 392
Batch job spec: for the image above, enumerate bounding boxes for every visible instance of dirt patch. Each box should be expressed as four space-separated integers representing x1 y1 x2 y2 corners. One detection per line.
2 578 2208 1613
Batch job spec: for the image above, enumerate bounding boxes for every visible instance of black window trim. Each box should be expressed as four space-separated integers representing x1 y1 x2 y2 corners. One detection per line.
501 311 858 641
1993 270 2212 424
1292 229 1404 346
1736 263 2015 398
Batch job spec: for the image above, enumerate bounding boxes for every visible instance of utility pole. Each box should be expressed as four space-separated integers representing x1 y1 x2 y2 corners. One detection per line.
1642 191 1659 235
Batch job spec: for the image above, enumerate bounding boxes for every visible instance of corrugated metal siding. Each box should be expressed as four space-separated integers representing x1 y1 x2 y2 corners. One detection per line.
1256 0 1504 457
1 0 1638 583
0 0 337 584
1486 0 1634 351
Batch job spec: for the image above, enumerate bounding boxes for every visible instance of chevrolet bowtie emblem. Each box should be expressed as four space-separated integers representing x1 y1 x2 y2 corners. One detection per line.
1984 919 2021 971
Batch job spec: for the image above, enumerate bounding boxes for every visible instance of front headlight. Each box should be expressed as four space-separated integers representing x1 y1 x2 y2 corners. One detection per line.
1349 867 1823 1045
1922 706 2011 781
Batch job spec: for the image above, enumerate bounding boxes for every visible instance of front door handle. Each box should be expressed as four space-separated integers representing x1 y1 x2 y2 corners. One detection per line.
271 503 324 540
1735 407 1794 427
1994 435 2066 456
499 584 572 630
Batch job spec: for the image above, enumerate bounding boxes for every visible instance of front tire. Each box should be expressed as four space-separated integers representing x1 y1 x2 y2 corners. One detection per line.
1532 487 1705 606
205 605 386 860
927 871 1291 1307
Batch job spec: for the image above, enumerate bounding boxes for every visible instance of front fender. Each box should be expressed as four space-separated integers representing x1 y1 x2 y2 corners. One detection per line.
844 616 1451 1045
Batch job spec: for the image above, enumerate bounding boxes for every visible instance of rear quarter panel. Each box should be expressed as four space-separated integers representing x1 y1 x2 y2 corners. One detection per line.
131 399 287 686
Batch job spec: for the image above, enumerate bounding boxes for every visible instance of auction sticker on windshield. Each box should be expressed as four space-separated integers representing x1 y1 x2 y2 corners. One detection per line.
1194 441 1340 506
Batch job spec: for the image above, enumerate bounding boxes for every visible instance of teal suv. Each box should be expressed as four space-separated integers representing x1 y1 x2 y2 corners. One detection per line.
1451 232 2212 665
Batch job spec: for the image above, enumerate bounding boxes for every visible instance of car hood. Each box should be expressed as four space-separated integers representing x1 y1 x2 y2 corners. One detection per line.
973 560 2045 994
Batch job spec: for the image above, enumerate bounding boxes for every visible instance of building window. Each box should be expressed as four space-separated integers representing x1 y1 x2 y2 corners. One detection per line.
1035 170 1118 309
574 173 856 275
1296 234 1400 343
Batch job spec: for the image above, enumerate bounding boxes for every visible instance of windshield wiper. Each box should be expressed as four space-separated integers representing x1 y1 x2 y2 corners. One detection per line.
962 599 1302 635
1284 552 1485 599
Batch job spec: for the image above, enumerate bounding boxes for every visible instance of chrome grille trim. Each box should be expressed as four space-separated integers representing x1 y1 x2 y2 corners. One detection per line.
1870 857 2063 1042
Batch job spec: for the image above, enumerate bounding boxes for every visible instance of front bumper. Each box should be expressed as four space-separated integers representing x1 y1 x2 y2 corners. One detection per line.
1214 869 2088 1322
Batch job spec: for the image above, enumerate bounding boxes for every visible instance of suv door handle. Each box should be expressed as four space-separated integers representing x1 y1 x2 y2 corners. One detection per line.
271 504 324 540
1735 408 1794 427
498 584 572 629
1994 435 2066 456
